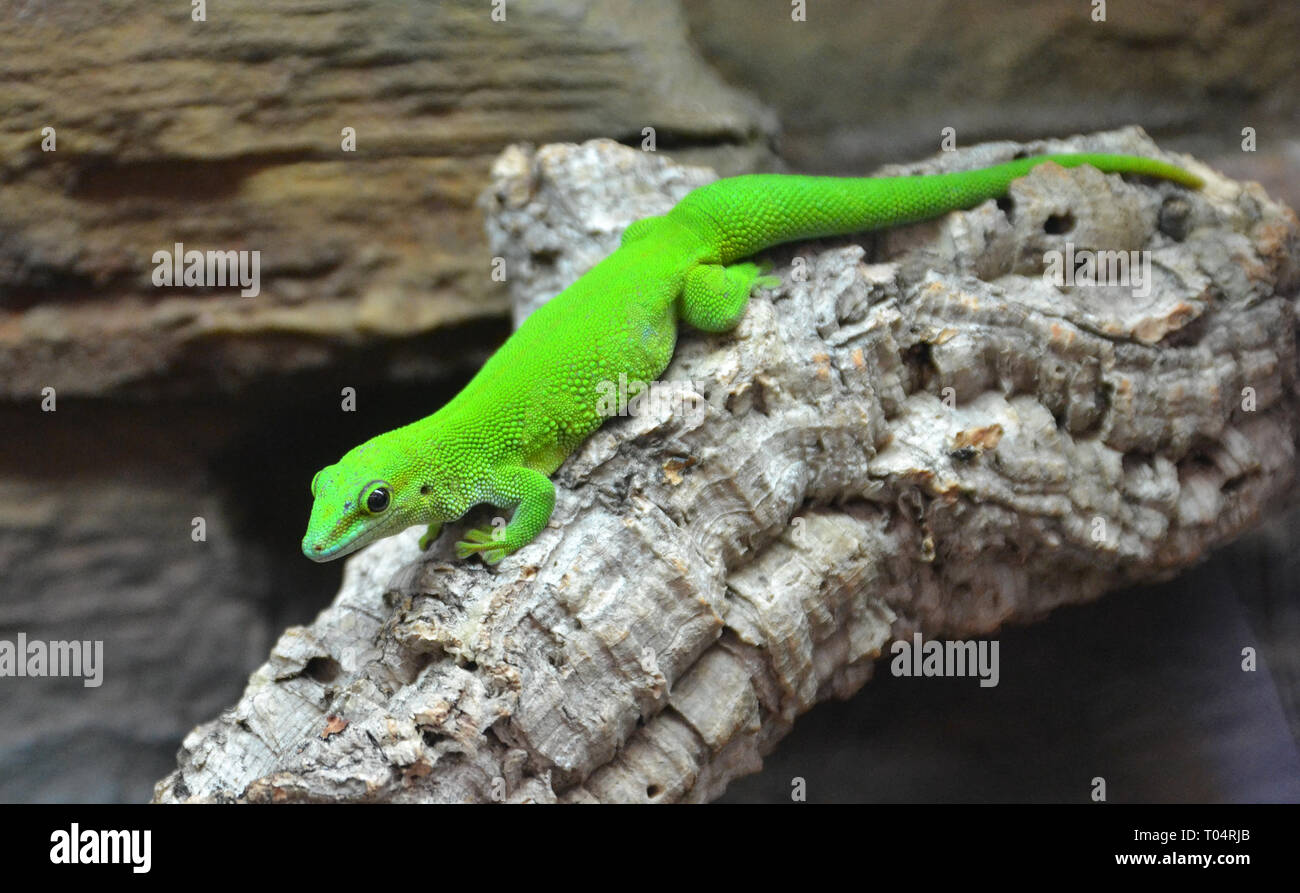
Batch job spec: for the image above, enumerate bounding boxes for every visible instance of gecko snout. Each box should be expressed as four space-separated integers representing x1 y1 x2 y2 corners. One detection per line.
302 536 332 562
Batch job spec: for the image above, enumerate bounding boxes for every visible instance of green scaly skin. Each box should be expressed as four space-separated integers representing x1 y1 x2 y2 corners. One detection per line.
303 153 1203 564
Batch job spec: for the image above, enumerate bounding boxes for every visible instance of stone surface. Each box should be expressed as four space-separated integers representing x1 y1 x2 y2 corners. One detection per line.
684 0 1300 209
0 0 775 400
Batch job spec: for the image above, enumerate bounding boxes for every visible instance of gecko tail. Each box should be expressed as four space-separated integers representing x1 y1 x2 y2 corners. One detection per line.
668 152 1203 263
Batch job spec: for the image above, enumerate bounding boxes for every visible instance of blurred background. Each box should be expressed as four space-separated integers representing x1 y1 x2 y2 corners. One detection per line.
0 0 1296 802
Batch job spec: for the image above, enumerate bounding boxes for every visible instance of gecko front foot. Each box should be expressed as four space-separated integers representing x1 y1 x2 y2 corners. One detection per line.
454 526 511 565
418 522 443 551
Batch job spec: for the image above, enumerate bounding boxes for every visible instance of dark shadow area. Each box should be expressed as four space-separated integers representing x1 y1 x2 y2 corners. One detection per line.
206 344 488 631
721 517 1300 803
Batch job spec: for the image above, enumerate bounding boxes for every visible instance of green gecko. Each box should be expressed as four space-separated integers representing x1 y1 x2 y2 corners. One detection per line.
303 152 1203 564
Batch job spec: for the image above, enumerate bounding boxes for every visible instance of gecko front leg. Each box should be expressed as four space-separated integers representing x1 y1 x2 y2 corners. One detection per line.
455 466 556 565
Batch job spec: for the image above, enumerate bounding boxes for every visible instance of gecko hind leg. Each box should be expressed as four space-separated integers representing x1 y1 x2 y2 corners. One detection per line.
679 261 781 333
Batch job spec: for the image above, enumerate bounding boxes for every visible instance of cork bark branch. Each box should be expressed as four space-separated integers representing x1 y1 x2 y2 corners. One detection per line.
153 129 1299 803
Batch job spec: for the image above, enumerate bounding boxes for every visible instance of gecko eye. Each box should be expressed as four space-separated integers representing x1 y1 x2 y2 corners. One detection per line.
311 470 323 497
363 484 391 514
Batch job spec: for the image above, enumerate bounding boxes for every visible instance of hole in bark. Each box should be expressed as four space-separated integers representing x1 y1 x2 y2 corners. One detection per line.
646 784 661 798
304 656 341 683
408 652 436 681
902 341 936 390
996 195 1015 219
1121 452 1154 475
1044 213 1075 235
751 379 770 415
1051 402 1069 430
1222 473 1249 493
1158 196 1193 242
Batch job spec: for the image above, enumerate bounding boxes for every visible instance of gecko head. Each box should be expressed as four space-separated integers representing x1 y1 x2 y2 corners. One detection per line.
302 435 424 563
